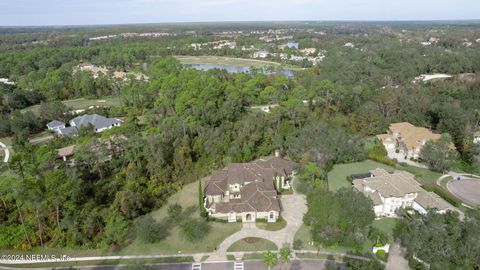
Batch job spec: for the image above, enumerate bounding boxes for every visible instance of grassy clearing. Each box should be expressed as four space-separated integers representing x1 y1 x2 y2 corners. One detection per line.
372 218 397 243
121 177 242 255
328 160 395 191
0 257 193 269
21 97 122 116
255 216 287 231
175 55 305 71
396 163 442 185
227 237 277 252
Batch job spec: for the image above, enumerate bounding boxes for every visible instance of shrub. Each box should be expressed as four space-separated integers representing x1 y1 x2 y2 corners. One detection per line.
293 239 303 250
375 249 388 261
135 215 167 243
180 218 210 242
167 203 183 224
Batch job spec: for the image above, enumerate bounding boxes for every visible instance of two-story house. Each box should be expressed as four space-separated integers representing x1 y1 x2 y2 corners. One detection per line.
377 122 442 159
204 156 297 223
352 168 453 217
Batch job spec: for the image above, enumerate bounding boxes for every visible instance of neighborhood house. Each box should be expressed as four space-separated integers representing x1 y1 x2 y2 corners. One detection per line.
377 122 442 159
204 156 297 223
47 114 121 136
352 168 454 217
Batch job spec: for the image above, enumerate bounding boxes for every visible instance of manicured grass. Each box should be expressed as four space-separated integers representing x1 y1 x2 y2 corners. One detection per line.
256 216 287 231
227 237 277 252
396 163 442 185
175 55 305 71
21 97 122 116
328 160 395 191
121 177 242 255
242 252 276 261
371 218 397 243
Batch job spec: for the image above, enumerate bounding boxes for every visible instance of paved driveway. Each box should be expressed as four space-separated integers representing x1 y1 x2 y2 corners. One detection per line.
207 193 307 262
386 242 410 270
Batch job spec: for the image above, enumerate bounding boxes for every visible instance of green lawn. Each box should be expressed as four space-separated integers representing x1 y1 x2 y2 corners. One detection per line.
372 218 397 243
175 55 305 71
227 237 277 252
361 218 398 253
396 163 442 185
256 216 287 231
22 97 122 116
121 177 242 255
328 160 395 191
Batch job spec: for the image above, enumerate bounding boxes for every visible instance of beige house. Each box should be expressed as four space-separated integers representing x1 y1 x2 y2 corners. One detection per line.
353 168 453 217
377 122 442 159
204 157 297 223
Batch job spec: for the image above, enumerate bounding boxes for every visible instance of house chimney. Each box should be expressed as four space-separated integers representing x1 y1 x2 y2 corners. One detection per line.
274 149 281 158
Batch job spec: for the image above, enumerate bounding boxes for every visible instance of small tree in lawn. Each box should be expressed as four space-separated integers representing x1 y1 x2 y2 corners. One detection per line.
180 218 210 242
279 247 292 269
262 251 278 270
167 203 183 225
135 215 166 243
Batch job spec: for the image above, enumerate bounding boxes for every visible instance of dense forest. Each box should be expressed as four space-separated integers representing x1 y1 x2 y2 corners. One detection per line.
0 23 479 262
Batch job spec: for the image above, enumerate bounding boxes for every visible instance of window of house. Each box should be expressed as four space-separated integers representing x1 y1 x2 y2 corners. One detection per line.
269 212 274 219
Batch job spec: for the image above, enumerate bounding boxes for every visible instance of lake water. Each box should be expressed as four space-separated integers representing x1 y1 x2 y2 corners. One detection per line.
185 64 294 77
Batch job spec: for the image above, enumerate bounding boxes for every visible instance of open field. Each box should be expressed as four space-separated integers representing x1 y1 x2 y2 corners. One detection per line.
21 97 122 115
227 237 277 252
121 177 242 255
328 160 395 191
175 55 305 71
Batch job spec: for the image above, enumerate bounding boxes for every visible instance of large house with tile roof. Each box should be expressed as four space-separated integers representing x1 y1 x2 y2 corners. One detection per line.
377 122 442 159
352 168 454 217
204 156 297 223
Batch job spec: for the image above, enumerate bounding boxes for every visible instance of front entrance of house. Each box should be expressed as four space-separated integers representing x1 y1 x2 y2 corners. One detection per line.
243 212 255 222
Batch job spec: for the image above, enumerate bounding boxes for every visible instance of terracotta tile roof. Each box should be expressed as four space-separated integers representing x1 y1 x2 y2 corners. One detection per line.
57 145 75 157
387 122 441 150
205 156 296 213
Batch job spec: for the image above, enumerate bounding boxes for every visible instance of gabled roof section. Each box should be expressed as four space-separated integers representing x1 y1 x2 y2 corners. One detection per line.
71 114 120 130
47 120 65 128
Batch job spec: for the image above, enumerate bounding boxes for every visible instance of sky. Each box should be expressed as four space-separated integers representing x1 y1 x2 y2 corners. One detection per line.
1 0 479 26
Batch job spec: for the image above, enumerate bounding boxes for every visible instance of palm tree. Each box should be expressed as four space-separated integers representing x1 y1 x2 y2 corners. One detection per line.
262 251 278 270
279 247 292 270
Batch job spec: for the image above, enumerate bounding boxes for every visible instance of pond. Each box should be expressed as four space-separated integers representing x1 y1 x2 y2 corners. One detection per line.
185 64 294 77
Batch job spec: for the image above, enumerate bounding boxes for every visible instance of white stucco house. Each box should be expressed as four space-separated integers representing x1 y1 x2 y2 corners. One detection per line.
377 122 442 160
353 168 454 217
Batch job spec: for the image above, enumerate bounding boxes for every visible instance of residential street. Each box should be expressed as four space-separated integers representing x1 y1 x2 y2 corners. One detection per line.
9 260 338 270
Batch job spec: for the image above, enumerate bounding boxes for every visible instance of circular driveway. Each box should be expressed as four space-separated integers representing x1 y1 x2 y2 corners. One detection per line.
448 178 480 206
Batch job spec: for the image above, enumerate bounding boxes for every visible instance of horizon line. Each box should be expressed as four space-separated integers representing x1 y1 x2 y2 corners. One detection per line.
2 19 480 28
